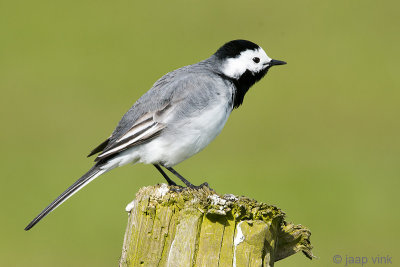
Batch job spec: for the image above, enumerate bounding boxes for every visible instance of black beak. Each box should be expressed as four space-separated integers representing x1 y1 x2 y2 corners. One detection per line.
268 59 287 66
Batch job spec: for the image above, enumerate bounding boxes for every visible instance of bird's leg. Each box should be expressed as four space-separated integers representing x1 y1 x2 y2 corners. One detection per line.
153 164 177 186
163 165 211 190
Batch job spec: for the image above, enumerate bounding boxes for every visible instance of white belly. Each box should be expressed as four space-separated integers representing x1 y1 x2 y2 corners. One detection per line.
138 101 231 166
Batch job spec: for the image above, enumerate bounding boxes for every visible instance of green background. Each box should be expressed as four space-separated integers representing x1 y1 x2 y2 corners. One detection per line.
1 0 399 266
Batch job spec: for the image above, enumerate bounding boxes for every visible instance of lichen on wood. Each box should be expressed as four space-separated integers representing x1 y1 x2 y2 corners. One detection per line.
120 184 314 267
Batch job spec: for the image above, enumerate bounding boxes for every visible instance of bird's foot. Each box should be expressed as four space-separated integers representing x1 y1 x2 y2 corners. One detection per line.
168 182 213 192
168 184 185 193
187 182 214 191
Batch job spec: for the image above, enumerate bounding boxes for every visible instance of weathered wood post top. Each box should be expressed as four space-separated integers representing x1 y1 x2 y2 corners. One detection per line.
120 184 314 266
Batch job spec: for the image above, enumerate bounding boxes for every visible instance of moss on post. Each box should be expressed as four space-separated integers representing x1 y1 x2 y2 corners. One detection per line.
120 184 314 267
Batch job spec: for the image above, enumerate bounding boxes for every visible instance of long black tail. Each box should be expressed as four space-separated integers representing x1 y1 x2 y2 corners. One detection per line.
24 165 105 231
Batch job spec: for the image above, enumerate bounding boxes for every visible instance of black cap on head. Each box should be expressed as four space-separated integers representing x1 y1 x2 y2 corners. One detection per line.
214 40 260 60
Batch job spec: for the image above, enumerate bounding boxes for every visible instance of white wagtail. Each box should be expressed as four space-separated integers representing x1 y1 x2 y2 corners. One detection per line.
25 40 286 230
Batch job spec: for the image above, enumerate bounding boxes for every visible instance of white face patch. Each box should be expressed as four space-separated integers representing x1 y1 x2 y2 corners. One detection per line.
222 48 272 79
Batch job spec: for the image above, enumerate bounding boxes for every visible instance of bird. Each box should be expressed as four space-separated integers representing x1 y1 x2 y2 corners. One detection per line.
24 39 286 231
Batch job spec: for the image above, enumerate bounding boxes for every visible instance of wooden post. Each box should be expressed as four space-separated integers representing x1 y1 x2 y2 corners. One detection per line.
120 184 314 267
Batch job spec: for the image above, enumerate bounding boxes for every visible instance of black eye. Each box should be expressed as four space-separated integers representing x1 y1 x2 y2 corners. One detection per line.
252 57 260 63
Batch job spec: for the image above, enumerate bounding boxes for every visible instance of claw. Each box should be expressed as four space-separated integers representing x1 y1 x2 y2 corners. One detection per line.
187 182 213 191
168 185 185 193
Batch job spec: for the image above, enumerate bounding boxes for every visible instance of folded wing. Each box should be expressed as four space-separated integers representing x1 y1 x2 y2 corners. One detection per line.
93 111 166 162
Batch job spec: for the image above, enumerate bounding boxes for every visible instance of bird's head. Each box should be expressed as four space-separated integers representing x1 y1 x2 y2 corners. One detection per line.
214 39 286 80
213 40 286 108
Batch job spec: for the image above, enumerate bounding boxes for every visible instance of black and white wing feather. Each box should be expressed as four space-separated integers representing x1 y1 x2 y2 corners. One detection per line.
94 110 166 162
